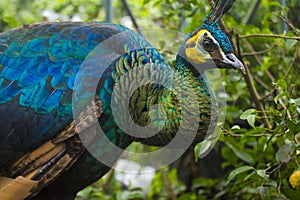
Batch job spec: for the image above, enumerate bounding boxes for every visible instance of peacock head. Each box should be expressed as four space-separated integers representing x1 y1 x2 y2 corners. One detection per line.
182 23 245 74
180 0 245 74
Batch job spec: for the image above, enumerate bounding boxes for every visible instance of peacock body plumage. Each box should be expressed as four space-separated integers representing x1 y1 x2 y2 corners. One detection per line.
0 0 245 199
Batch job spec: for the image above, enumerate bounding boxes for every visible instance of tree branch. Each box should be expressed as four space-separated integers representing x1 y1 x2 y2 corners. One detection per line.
207 0 272 129
275 13 297 32
239 34 300 41
284 42 300 79
236 34 272 129
242 39 275 82
242 41 280 56
120 0 142 35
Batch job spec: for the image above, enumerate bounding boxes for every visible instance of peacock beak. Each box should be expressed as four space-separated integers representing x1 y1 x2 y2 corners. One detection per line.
221 53 246 75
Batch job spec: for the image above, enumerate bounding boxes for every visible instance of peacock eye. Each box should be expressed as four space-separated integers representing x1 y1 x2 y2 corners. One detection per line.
202 38 215 52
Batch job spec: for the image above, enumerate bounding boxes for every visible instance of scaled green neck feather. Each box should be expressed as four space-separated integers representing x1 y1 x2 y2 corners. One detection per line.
111 50 218 146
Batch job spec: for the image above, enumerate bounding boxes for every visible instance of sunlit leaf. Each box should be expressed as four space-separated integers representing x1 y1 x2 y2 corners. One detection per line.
247 114 256 128
257 169 269 180
231 125 241 130
240 109 256 120
194 126 222 160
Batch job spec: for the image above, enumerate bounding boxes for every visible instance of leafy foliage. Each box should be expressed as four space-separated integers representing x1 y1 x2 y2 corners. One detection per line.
1 0 299 199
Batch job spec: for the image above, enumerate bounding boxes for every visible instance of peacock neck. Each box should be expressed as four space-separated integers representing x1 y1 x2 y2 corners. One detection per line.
97 48 218 146
135 54 218 146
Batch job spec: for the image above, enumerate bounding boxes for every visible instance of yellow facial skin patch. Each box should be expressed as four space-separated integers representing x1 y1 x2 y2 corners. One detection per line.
185 30 208 63
184 29 224 64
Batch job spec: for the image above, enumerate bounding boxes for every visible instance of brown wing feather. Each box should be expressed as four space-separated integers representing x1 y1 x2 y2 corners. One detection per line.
0 96 103 199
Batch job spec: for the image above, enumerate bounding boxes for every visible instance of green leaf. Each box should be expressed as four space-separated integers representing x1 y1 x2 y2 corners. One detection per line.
289 99 300 115
240 109 256 120
116 190 145 200
256 169 269 180
247 114 256 128
240 109 257 127
256 186 270 200
289 98 300 106
143 0 151 4
275 144 291 163
275 79 287 91
231 125 241 130
242 171 256 182
274 92 289 104
225 142 254 164
281 186 300 200
286 130 295 140
226 166 255 184
3 15 19 28
178 193 197 200
194 127 222 160
286 120 300 135
261 56 272 71
263 143 268 152
194 140 211 162
286 40 298 49
76 186 93 197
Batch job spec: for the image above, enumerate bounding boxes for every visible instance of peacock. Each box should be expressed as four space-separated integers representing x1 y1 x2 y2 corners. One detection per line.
0 0 245 199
